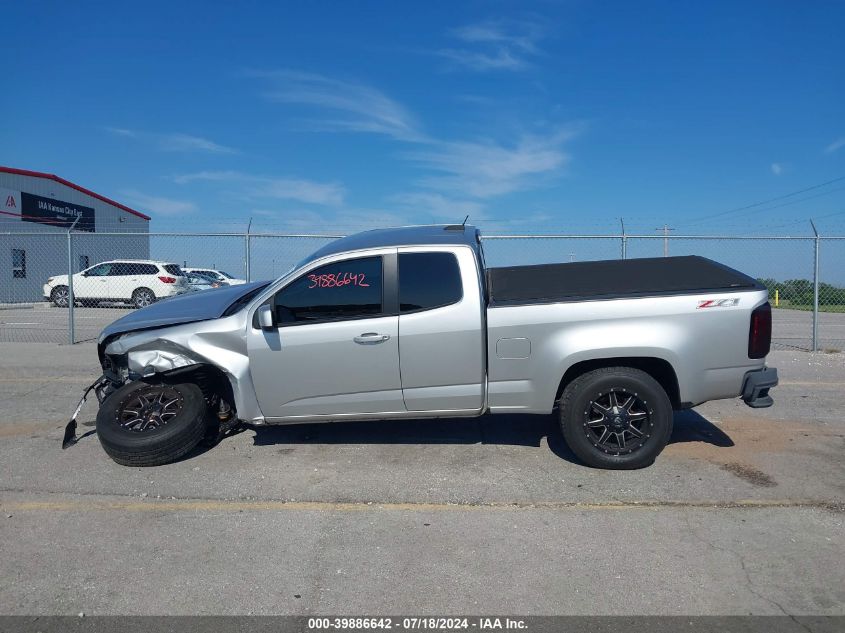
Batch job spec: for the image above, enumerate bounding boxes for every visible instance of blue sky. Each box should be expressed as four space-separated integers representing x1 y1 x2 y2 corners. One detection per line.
3 0 845 236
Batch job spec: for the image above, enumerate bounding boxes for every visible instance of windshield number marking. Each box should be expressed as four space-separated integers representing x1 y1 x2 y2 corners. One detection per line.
307 272 370 289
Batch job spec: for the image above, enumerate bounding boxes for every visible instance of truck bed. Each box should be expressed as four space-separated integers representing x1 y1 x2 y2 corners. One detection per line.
486 255 762 306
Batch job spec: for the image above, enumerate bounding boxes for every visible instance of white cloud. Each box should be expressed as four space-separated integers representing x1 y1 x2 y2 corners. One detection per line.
389 192 484 220
172 170 245 184
246 207 413 233
104 127 138 138
251 70 580 200
453 20 542 53
437 48 527 71
173 170 345 206
439 19 545 72
105 128 237 154
120 190 197 216
156 133 236 154
254 70 424 142
257 178 345 206
408 127 578 198
825 137 845 154
771 162 784 175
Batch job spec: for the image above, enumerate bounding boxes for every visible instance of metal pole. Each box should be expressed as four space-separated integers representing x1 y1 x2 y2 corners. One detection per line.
620 217 627 260
245 217 253 283
66 217 81 345
811 219 820 352
655 224 675 257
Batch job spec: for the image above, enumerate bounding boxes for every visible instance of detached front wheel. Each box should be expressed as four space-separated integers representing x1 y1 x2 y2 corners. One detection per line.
559 367 673 469
96 381 208 466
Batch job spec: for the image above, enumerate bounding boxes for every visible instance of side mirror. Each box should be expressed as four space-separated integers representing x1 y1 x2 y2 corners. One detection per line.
257 304 275 330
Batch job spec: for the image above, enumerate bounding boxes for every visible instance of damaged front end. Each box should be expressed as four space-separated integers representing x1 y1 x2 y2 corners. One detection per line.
62 282 270 451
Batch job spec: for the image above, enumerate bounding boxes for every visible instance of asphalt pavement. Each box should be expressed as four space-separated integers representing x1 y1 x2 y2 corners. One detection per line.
0 343 842 615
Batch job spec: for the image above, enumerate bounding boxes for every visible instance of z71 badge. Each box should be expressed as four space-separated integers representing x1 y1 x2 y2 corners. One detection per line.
697 298 740 309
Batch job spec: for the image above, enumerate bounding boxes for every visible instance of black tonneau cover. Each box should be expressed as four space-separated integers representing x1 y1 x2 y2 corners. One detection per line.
487 256 761 306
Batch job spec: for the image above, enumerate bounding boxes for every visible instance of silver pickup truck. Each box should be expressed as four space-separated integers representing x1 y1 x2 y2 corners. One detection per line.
64 224 777 470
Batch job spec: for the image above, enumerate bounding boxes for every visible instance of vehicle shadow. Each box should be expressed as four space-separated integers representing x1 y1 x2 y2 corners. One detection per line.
245 408 733 466
670 409 735 448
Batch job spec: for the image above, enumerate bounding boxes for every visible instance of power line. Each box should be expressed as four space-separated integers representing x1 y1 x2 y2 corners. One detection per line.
680 175 845 226
761 208 845 231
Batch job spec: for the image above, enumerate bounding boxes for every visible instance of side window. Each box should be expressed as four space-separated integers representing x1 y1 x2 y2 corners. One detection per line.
273 256 383 324
399 252 463 313
87 263 112 277
163 264 185 276
12 249 26 279
109 263 128 276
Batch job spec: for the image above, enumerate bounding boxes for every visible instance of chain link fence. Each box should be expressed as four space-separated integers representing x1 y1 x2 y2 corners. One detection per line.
2 230 843 350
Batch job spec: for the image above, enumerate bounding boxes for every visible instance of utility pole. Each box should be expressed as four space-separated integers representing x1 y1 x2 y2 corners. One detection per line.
655 224 675 257
569 252 576 262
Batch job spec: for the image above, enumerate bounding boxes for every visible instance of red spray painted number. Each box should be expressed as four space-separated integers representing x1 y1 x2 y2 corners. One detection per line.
307 272 370 289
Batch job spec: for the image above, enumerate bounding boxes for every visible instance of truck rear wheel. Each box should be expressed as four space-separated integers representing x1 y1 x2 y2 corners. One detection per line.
559 366 673 469
96 381 208 466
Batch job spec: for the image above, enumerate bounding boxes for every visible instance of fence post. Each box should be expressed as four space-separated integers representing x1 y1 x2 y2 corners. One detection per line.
620 217 627 260
810 220 820 352
66 217 80 345
245 218 252 283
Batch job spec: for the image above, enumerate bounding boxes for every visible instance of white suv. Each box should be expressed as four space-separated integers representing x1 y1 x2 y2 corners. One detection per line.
44 260 189 309
183 268 246 285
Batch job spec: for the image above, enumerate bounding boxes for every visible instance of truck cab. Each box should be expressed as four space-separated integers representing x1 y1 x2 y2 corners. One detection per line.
247 227 487 421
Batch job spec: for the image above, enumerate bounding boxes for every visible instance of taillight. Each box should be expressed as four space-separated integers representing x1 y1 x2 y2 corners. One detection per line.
748 302 772 358
158 276 176 284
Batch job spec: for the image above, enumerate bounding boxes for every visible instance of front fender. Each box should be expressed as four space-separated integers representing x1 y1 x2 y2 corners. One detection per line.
103 318 266 423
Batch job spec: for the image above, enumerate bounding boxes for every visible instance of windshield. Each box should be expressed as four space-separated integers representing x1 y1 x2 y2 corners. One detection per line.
187 273 211 284
221 282 271 317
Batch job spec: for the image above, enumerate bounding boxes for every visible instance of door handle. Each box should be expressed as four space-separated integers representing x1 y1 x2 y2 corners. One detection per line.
353 332 390 344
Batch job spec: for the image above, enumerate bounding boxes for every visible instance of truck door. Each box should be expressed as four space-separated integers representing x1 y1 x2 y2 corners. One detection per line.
246 253 405 420
397 247 485 412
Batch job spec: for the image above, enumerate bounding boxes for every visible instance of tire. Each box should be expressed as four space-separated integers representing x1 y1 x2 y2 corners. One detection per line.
559 367 673 470
132 287 156 309
96 381 209 466
51 286 69 308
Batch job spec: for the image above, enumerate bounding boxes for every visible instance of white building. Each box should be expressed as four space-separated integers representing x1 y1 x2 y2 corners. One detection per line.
1 166 150 303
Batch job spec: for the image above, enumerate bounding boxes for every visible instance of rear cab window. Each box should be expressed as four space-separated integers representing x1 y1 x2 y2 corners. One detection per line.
398 252 462 313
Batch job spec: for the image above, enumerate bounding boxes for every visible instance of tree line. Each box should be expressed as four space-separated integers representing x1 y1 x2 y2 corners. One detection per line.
757 278 845 306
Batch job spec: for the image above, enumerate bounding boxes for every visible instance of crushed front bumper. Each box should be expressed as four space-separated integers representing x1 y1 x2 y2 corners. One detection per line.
742 367 778 408
61 371 124 449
